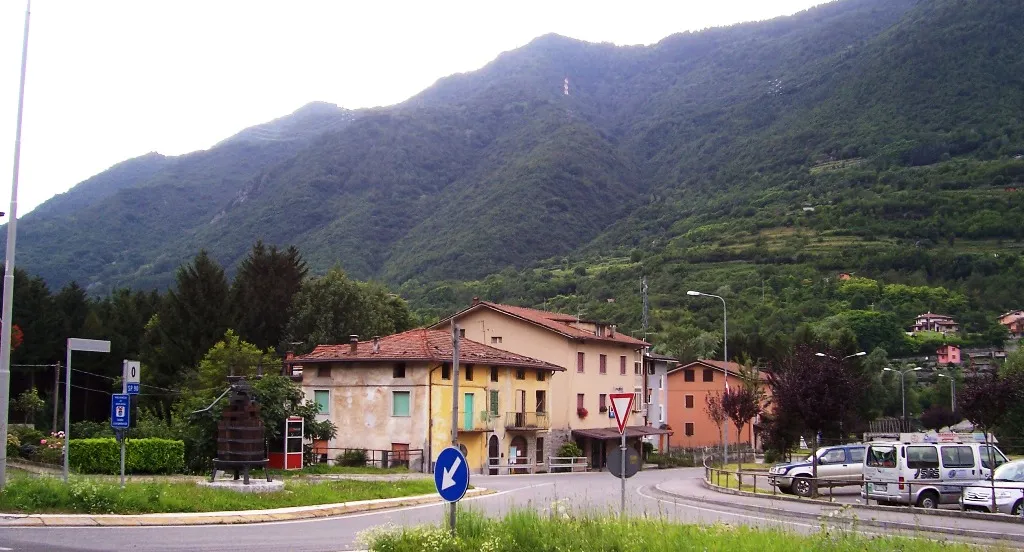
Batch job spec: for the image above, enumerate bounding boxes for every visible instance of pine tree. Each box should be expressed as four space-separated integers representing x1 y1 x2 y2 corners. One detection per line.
230 241 308 352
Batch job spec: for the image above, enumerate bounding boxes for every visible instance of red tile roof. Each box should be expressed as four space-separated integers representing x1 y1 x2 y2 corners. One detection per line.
290 329 564 371
435 301 649 347
669 359 766 380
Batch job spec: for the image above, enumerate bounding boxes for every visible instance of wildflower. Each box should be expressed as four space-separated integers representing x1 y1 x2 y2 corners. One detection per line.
40 439 47 445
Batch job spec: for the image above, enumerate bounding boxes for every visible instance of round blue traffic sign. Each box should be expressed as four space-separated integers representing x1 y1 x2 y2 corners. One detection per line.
434 446 470 502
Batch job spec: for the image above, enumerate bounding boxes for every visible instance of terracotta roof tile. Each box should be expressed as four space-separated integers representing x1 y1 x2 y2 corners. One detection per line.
291 328 564 371
462 301 649 347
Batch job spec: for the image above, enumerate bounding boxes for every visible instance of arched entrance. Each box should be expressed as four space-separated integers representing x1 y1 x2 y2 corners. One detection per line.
488 435 499 475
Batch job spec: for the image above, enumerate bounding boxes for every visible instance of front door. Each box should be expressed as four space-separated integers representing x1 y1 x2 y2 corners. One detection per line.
488 435 499 475
464 393 474 430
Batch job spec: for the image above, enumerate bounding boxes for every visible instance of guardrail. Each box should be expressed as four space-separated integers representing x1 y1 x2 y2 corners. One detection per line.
547 456 589 473
703 458 1024 520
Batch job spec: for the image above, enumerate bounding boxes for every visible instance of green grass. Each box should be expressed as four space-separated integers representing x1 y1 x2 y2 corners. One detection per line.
0 473 436 514
363 509 990 551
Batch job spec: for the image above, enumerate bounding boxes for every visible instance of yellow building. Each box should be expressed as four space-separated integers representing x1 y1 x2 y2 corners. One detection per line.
286 329 563 473
433 299 671 469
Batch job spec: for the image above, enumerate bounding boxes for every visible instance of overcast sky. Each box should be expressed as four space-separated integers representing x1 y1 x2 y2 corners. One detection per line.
0 0 825 216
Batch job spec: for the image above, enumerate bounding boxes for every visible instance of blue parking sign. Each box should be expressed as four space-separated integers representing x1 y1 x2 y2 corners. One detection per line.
111 394 130 429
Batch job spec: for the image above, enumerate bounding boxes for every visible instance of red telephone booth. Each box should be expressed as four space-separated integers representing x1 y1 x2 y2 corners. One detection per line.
269 416 304 470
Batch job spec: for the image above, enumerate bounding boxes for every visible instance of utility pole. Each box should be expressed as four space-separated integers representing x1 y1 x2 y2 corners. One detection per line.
52 362 60 433
449 321 460 535
0 0 32 488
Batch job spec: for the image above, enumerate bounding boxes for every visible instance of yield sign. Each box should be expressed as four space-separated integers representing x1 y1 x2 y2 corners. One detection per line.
609 393 634 434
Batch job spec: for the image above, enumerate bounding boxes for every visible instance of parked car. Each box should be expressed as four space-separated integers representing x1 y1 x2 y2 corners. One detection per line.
768 444 866 497
862 440 1008 508
961 459 1024 515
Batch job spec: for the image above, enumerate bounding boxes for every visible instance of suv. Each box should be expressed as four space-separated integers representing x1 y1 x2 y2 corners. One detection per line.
769 444 866 497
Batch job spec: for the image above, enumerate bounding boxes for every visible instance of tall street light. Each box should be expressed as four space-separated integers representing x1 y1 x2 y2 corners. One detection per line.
937 373 956 412
815 351 866 361
883 366 921 428
687 290 728 464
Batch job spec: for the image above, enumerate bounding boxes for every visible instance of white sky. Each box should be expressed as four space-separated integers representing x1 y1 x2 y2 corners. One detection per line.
0 0 825 216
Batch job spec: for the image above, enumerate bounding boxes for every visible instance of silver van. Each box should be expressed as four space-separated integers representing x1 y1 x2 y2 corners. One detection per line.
862 440 1008 508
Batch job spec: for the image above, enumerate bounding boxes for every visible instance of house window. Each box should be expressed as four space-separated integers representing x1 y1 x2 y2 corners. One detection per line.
392 391 411 417
659 405 664 423
685 395 694 409
536 437 544 464
684 369 695 382
465 364 474 381
314 390 329 414
648 365 655 375
658 376 663 390
599 354 607 374
489 390 499 416
317 365 330 378
620 356 627 375
702 368 714 382
576 393 585 410
634 361 642 375
516 368 526 380
645 388 652 404
536 370 545 381
441 364 451 380
491 336 502 344
393 363 406 378
459 328 465 338
490 366 499 382
633 387 642 412
577 352 585 373
536 390 546 413
599 394 607 412
685 423 694 436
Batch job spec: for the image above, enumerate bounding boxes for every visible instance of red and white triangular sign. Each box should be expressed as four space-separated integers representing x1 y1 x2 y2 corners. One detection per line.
609 393 634 434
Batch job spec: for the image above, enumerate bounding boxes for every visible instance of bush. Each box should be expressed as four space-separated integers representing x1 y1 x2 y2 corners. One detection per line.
71 420 115 439
68 438 185 474
6 434 19 458
556 441 583 458
33 432 65 465
336 449 367 467
10 425 43 450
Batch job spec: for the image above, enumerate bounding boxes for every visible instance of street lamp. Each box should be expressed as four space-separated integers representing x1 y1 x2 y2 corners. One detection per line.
937 373 956 412
883 366 921 428
815 351 866 361
687 290 728 464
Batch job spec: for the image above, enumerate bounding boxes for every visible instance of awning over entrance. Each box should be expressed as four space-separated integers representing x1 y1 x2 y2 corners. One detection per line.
571 425 673 441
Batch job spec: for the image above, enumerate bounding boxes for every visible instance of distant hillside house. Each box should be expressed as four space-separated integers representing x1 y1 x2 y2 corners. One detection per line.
285 329 563 474
936 344 961 365
911 312 959 334
998 310 1024 339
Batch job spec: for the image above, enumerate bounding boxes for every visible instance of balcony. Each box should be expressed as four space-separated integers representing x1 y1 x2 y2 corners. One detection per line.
504 411 549 430
457 411 494 432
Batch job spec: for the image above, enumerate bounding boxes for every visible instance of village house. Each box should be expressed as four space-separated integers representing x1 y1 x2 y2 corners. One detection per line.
910 312 959 335
936 344 961 365
432 299 670 470
642 352 679 453
998 310 1024 339
665 360 763 450
285 329 563 474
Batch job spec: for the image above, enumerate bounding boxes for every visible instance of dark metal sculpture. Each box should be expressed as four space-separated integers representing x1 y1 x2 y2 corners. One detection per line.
207 378 271 484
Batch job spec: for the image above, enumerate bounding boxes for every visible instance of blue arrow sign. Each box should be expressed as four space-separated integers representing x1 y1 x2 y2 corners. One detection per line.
434 446 469 502
110 394 130 429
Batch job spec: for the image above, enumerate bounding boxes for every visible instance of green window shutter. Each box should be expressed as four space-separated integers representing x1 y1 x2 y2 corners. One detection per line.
314 390 329 414
490 390 499 417
393 391 411 416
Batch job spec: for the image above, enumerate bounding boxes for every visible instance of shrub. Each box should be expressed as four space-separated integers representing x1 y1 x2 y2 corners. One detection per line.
68 438 185 474
336 449 368 467
71 420 115 439
10 425 43 449
556 441 583 458
6 434 19 458
33 431 66 465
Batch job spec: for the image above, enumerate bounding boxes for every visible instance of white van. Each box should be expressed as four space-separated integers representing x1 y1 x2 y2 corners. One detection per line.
862 438 1009 508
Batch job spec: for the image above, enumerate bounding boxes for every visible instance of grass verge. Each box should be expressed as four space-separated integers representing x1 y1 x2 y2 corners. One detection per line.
0 473 436 514
362 509 988 551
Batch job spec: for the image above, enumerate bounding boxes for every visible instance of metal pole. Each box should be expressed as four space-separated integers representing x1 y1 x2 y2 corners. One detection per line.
449 322 460 535
950 378 955 412
721 295 727 467
120 365 126 489
63 345 71 481
620 431 626 516
0 0 32 489
899 371 906 428
52 362 60 433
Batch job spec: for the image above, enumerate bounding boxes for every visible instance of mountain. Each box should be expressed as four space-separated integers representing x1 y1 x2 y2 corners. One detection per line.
6 0 1024 297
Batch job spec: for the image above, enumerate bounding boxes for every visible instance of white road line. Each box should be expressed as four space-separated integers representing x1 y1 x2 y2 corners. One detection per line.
4 483 555 530
634 486 816 528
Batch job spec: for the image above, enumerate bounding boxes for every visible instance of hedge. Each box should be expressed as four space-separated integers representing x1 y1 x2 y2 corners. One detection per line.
68 438 185 474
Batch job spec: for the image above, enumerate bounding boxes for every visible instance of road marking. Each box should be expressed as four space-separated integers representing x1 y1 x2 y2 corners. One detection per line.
634 486 815 529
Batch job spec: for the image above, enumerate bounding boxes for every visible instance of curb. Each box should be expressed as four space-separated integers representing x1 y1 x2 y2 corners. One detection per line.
681 480 1024 544
0 488 494 527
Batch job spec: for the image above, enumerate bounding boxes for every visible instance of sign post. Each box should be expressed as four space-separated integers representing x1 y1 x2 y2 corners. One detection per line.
110 393 130 488
448 322 461 534
609 392 635 517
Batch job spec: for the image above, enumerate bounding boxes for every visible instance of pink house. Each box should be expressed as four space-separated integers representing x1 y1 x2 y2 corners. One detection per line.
936 344 961 365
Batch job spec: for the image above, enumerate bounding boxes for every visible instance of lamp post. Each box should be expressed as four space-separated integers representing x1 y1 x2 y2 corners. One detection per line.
937 373 956 412
687 290 727 464
883 366 921 428
815 351 866 361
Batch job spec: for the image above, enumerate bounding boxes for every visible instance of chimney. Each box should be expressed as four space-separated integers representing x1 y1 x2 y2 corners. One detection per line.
372 336 381 354
609 325 616 337
349 335 359 353
472 296 480 306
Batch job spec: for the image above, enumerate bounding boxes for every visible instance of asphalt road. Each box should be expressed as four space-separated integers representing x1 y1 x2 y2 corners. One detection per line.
2 468 1023 551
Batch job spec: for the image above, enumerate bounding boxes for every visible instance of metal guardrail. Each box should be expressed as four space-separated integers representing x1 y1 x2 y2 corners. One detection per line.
487 457 536 474
548 456 589 472
702 458 1024 520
